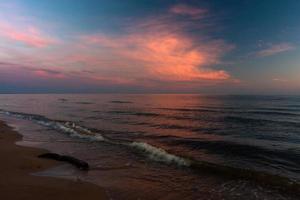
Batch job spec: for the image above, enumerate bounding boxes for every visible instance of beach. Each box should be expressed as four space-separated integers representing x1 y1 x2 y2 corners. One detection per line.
0 120 107 200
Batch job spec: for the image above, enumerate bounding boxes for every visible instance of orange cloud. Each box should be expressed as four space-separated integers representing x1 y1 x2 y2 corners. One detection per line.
80 30 232 82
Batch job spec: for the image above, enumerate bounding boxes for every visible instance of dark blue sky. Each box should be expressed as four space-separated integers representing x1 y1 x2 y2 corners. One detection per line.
0 0 299 94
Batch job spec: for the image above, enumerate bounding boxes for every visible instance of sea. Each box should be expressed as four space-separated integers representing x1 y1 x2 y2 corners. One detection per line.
0 94 299 200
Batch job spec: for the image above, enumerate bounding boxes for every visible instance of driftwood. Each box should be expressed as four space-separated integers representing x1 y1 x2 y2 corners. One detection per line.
38 153 89 170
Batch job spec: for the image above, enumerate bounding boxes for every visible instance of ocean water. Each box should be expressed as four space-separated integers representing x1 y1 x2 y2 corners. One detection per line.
0 94 299 199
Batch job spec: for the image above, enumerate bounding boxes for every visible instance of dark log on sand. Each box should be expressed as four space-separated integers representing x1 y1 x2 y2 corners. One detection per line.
38 153 89 170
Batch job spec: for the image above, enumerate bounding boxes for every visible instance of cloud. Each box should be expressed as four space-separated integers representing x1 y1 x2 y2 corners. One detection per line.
77 13 233 83
256 43 295 57
0 3 234 91
79 32 231 82
0 22 56 48
24 67 65 78
0 4 56 48
272 78 288 83
170 4 207 19
0 62 65 79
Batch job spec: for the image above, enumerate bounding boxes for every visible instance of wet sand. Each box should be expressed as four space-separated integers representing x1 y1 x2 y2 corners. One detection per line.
0 120 108 200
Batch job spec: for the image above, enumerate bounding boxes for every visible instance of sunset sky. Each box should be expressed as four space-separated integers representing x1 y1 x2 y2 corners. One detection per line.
0 0 299 94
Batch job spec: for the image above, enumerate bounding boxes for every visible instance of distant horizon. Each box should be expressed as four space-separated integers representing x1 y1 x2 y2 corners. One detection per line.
0 92 299 96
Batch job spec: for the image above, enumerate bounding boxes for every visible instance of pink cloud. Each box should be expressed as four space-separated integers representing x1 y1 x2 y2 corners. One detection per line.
0 22 55 48
31 68 66 79
170 4 207 19
256 43 295 57
0 62 66 79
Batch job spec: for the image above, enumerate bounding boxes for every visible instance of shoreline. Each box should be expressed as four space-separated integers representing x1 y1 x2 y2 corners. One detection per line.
0 120 108 200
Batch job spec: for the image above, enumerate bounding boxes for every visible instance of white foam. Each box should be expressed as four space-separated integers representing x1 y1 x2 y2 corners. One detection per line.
129 142 190 167
0 110 105 142
51 122 105 142
36 120 54 127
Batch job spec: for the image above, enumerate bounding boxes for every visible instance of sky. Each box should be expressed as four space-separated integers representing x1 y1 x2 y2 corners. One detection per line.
0 0 299 94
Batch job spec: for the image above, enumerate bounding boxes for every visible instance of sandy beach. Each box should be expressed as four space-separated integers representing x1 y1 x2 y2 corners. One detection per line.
0 120 108 200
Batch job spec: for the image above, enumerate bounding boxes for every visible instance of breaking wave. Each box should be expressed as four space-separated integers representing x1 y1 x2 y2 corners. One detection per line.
129 142 190 166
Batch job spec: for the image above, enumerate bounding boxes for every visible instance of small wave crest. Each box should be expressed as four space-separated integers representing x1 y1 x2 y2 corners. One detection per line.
0 110 105 142
55 122 105 141
129 142 190 167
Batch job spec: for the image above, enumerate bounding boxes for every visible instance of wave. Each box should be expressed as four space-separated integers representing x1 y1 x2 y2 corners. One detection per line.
129 142 190 166
170 139 300 168
58 98 68 102
160 107 300 117
0 110 104 142
245 111 300 116
286 105 300 108
159 107 220 113
110 100 132 104
127 140 300 193
108 110 160 117
75 102 93 105
223 116 300 127
190 159 300 194
258 107 300 112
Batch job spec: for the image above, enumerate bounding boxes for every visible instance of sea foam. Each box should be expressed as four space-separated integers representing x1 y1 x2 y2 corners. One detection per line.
0 110 105 142
129 142 190 166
